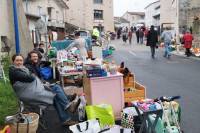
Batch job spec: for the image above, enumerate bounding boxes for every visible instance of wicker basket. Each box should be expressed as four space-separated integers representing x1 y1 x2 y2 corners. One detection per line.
10 113 39 133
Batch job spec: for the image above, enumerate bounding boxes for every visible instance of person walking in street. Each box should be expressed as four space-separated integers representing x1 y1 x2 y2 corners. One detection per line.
131 26 134 33
128 30 133 44
122 29 128 44
117 27 122 39
161 27 173 59
136 29 140 44
183 30 193 57
147 25 158 59
139 29 144 44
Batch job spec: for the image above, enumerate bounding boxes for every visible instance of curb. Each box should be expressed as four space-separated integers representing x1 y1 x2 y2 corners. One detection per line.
171 51 200 61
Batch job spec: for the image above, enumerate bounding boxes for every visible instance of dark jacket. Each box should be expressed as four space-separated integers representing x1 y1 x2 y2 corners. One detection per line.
9 65 35 85
24 58 41 78
9 65 54 105
147 29 158 47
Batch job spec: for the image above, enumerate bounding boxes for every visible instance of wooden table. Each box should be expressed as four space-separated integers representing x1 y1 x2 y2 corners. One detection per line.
59 70 83 88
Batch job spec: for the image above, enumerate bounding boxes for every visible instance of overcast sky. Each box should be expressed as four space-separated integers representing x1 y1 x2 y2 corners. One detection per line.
113 0 157 17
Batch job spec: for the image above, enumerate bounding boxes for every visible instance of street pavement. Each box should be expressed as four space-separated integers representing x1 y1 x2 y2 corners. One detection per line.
111 38 200 133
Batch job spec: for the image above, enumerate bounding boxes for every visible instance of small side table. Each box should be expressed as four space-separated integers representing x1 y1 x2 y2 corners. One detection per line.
59 70 83 88
133 104 163 133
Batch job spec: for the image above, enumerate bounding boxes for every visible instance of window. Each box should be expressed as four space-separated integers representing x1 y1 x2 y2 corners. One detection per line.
47 7 53 20
94 10 103 20
93 0 103 4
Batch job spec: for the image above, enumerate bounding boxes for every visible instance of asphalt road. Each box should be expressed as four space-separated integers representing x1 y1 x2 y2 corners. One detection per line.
111 39 200 133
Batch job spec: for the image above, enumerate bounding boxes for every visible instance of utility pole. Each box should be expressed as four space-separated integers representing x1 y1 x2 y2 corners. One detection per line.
13 0 20 54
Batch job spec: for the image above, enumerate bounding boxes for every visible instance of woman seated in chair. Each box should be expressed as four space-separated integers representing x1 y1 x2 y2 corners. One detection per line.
9 54 80 126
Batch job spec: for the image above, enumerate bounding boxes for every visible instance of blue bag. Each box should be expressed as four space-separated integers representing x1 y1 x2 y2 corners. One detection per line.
40 67 52 80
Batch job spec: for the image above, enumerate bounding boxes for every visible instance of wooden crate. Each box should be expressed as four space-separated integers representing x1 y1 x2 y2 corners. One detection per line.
124 73 135 88
87 51 92 58
124 81 146 103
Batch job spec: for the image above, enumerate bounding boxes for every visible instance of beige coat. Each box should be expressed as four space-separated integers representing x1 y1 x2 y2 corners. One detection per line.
66 37 88 58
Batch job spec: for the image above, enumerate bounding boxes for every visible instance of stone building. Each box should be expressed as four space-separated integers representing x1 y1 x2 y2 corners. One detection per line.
65 0 114 32
121 11 145 27
0 0 32 56
22 0 69 43
144 0 160 28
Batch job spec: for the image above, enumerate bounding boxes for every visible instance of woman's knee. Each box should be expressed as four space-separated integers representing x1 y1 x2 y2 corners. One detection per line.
51 84 63 92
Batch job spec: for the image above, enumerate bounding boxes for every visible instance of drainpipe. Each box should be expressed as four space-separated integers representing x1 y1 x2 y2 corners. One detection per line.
26 0 28 13
13 0 20 54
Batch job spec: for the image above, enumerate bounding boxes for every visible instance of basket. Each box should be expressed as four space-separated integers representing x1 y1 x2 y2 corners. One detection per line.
10 113 39 133
124 82 146 103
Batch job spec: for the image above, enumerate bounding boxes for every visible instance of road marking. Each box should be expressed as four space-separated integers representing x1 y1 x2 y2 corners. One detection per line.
129 51 136 56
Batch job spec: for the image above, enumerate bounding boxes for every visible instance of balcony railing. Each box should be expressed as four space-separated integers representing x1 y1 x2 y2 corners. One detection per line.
153 10 160 17
94 19 104 23
47 19 65 28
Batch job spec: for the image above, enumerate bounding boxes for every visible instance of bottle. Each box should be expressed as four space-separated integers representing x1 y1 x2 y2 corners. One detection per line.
78 93 87 122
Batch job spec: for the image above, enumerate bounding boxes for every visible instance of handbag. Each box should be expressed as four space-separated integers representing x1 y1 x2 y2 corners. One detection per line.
99 125 135 133
69 119 101 133
86 104 115 128
121 107 137 129
40 67 52 80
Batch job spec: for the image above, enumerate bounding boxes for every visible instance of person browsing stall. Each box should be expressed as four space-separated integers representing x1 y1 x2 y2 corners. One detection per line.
65 32 88 59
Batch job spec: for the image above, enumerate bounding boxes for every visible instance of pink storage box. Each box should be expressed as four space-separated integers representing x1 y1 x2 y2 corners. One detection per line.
83 72 124 119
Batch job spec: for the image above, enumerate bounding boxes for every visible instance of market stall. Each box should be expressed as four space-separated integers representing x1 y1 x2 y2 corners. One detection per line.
46 40 182 133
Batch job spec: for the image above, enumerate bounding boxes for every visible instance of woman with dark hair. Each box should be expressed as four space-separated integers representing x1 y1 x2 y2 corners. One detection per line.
9 54 80 126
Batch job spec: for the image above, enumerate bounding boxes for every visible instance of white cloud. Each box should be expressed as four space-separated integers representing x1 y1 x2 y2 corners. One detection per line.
114 0 157 16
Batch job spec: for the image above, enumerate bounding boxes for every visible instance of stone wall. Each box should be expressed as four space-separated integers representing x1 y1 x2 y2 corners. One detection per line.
0 0 33 57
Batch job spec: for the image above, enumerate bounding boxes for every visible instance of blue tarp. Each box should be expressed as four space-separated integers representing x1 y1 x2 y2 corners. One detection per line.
51 38 92 51
51 40 73 51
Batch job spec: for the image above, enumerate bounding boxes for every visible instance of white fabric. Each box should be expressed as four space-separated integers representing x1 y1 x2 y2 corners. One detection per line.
100 125 135 133
66 37 88 58
92 46 103 59
69 119 101 133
